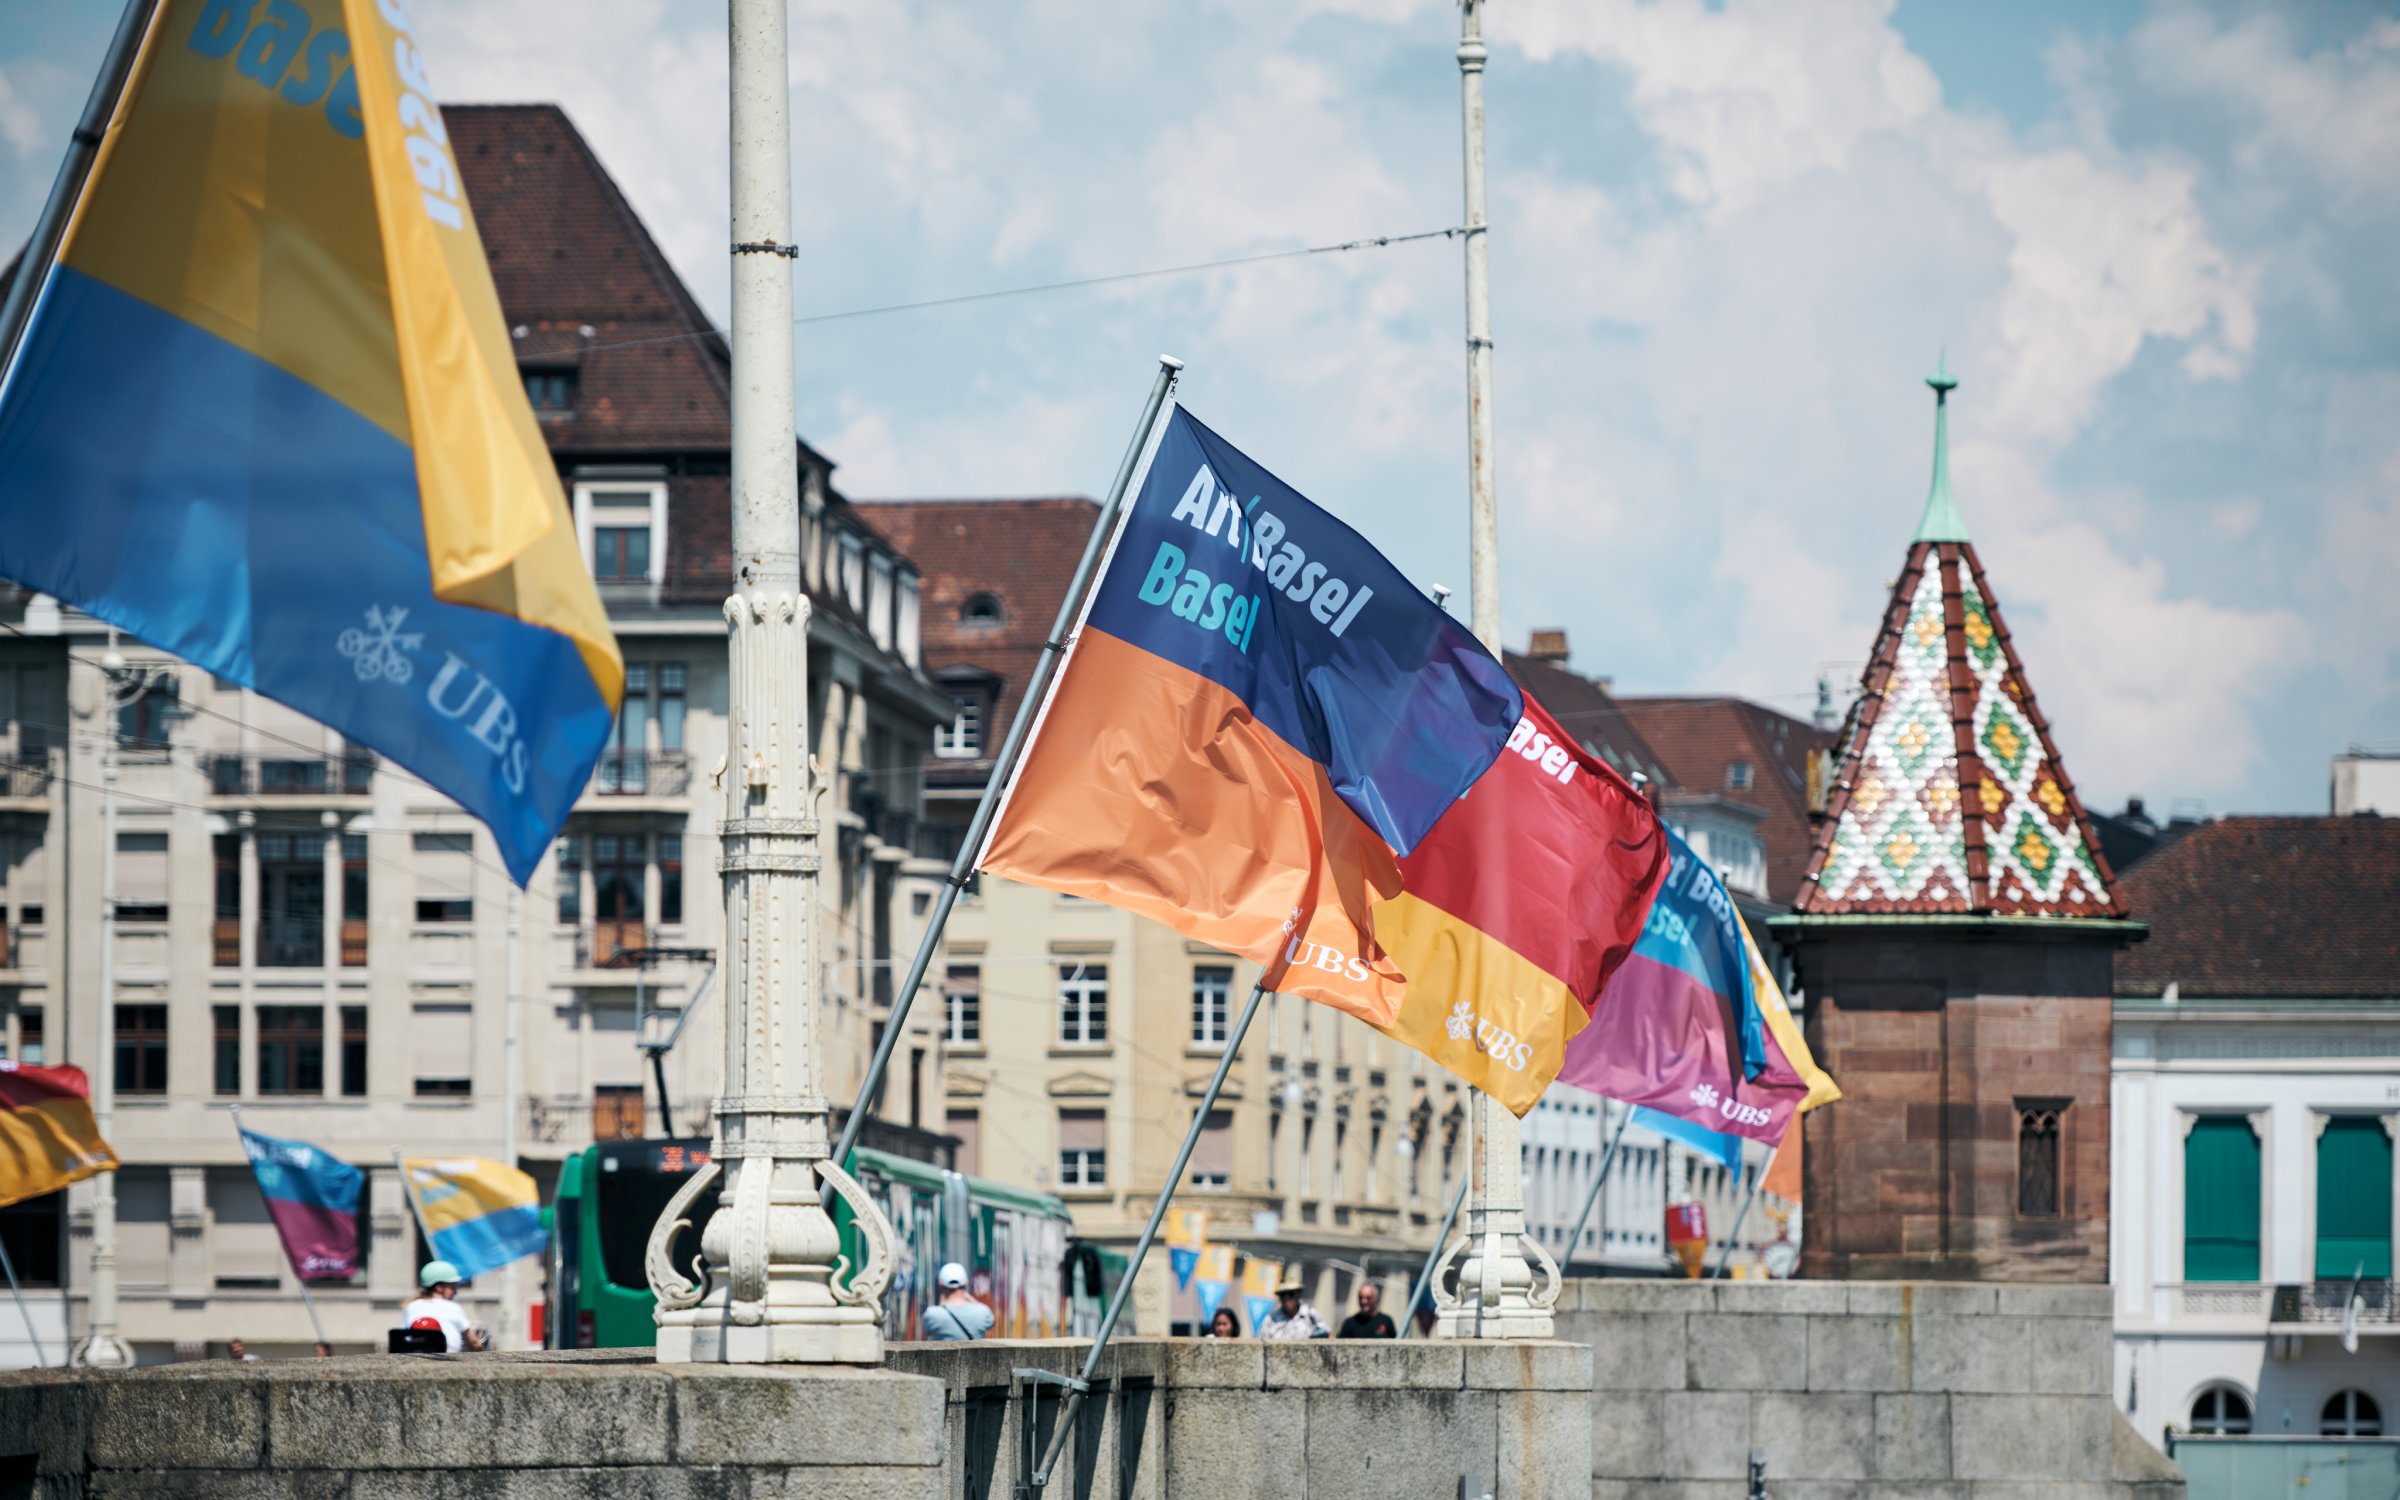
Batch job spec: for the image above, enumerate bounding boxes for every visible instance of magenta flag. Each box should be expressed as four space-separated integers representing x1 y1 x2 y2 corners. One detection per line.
241 1128 364 1281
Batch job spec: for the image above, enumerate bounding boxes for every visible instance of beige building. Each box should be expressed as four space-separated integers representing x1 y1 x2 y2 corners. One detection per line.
0 104 951 1364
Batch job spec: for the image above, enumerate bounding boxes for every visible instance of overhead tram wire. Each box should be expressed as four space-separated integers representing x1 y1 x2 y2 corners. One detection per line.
564 226 1470 359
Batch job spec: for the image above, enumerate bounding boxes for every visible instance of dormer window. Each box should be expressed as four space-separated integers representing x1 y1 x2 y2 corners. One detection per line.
572 480 667 588
1725 761 1754 792
523 368 576 415
960 592 1003 627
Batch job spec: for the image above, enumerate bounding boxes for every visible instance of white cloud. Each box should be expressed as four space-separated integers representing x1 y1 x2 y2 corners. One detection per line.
0 63 41 160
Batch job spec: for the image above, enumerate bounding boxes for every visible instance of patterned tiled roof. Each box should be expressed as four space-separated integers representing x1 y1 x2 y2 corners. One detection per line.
1796 371 2124 919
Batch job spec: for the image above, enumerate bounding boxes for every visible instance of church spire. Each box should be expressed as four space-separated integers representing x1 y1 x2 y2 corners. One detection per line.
1913 353 1970 544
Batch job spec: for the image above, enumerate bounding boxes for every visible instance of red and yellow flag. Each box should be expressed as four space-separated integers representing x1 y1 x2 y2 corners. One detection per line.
0 1062 118 1208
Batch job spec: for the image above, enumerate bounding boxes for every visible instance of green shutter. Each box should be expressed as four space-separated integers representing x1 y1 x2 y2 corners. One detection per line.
2316 1117 2394 1281
2186 1116 2262 1283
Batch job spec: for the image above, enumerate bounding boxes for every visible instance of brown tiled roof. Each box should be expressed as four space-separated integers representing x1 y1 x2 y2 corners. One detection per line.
447 104 735 455
1502 651 1671 788
2115 817 2400 998
849 498 1100 782
1615 696 1833 906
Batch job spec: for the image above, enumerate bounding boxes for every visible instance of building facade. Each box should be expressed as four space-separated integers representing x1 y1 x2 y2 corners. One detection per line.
2111 816 2400 1448
0 103 950 1363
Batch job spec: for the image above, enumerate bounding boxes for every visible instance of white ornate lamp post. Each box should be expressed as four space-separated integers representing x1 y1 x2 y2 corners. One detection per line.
646 0 894 1363
1432 0 1559 1341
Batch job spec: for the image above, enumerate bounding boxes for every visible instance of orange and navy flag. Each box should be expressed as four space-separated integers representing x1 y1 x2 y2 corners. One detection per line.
0 0 621 882
980 407 1668 1113
0 1062 118 1209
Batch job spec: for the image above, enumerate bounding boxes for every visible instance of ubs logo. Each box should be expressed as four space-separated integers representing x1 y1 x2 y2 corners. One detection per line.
337 604 528 794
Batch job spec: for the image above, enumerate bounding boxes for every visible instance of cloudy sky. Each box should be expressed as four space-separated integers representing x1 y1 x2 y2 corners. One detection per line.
3 0 2394 818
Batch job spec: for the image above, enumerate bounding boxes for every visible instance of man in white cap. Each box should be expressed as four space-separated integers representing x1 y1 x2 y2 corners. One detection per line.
404 1260 487 1352
922 1261 994 1341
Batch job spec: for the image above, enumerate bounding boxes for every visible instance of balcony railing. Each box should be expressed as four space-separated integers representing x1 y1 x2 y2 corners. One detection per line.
524 1092 715 1146
592 750 690 797
577 919 646 969
2276 1279 2395 1328
206 752 376 796
0 758 51 798
256 915 325 969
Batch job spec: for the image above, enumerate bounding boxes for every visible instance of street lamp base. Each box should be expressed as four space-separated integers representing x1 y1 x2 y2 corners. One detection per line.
1429 1226 1562 1341
69 1332 135 1368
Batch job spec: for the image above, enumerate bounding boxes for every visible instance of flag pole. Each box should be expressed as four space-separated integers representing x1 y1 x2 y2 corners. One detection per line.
1554 1103 1636 1278
1025 977 1268 1493
0 0 156 386
390 1149 434 1261
232 1109 329 1350
1398 1169 1470 1341
1709 1156 1768 1280
819 355 1181 1208
0 1235 47 1367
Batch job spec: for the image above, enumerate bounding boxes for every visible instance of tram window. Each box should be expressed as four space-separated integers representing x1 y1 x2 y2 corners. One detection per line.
594 1141 720 1292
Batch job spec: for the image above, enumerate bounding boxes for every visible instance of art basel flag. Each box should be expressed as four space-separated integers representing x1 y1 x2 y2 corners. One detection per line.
402 1156 543 1281
0 1062 117 1209
0 0 621 882
1556 829 1835 1144
241 1128 363 1281
981 407 1666 1112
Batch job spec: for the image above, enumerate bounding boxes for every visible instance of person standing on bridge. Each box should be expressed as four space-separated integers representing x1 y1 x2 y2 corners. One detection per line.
1337 1282 1396 1339
1257 1277 1330 1340
923 1262 994 1341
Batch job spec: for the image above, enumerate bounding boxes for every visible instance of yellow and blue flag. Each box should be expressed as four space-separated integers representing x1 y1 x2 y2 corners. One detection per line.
401 1155 542 1282
0 0 620 880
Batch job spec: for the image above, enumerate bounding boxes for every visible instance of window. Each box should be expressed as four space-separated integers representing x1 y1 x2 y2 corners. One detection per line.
1057 963 1108 1045
341 835 368 967
592 834 644 952
1725 761 1754 792
934 693 983 759
580 485 662 586
1059 1110 1106 1188
1192 1109 1232 1189
960 592 1003 627
839 532 864 608
256 1005 324 1095
5 831 45 930
2017 1104 2062 1217
2184 1115 2262 1282
2188 1386 2252 1436
556 836 582 925
948 1109 980 1176
414 833 474 922
412 1002 472 1097
2318 1116 2394 1279
114 831 169 923
604 664 652 791
523 368 575 413
339 1005 367 1098
2323 1390 2383 1438
944 964 981 1045
657 664 686 752
212 834 240 967
1191 965 1232 1047
257 831 325 966
659 835 683 927
115 675 179 751
113 1005 168 1096
212 1005 240 1094
594 1084 645 1141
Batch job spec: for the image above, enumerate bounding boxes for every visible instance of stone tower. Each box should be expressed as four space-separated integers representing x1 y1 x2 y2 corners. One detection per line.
1775 361 2141 1282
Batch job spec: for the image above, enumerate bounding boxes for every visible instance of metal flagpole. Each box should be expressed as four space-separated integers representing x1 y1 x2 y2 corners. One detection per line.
232 1108 329 1349
1710 1158 1767 1280
0 0 155 385
819 355 1181 1208
1435 0 1554 1342
1026 978 1269 1493
389 1150 434 1258
1555 1104 1637 1277
0 1236 48 1367
1399 1171 1470 1341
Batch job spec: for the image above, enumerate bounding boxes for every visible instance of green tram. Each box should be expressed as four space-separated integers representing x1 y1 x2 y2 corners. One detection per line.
542 1138 1130 1347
